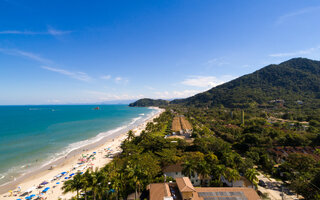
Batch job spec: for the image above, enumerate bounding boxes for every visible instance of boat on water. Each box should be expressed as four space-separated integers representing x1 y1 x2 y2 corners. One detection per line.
94 106 100 110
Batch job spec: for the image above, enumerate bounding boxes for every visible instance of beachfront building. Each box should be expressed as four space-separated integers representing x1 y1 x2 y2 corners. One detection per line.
172 115 193 136
147 177 261 200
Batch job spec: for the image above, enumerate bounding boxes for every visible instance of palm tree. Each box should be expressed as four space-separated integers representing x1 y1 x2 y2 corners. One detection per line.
210 164 226 186
88 169 100 200
224 168 240 187
81 170 91 200
182 161 196 178
245 168 259 189
127 130 135 141
96 171 108 200
62 173 83 199
196 160 210 186
125 163 143 200
111 175 121 200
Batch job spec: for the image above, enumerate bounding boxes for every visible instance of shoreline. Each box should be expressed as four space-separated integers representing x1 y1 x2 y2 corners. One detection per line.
0 107 164 199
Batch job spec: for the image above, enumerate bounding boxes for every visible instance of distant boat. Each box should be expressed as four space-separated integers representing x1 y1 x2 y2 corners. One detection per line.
94 106 100 110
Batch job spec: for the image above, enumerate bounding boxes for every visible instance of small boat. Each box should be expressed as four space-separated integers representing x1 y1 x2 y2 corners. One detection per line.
94 106 100 110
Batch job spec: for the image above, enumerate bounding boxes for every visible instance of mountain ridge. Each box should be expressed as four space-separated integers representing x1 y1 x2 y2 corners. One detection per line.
130 58 320 109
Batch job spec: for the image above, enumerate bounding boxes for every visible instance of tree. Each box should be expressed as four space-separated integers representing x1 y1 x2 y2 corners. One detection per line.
224 168 240 187
81 170 91 200
196 160 210 186
62 173 83 199
245 168 259 189
210 165 226 186
88 169 100 200
182 160 196 178
315 149 320 156
125 162 141 200
127 130 135 141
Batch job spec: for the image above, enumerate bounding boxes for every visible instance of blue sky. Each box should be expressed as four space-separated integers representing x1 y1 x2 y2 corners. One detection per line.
1 0 320 104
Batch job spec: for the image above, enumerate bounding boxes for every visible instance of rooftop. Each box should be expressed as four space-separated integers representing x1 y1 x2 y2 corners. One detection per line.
148 177 261 200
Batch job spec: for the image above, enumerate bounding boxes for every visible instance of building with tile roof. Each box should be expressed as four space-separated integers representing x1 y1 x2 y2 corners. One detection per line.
148 177 261 200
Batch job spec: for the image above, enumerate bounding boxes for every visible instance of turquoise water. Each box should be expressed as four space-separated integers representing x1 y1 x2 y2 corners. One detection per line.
0 105 154 185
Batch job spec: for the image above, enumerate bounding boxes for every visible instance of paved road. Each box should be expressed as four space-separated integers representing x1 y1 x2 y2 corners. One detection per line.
257 172 301 200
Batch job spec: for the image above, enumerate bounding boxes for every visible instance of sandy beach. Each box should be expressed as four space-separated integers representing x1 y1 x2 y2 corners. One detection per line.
0 107 164 200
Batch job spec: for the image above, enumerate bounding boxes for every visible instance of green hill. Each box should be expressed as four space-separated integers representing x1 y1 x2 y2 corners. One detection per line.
129 98 169 107
171 58 320 108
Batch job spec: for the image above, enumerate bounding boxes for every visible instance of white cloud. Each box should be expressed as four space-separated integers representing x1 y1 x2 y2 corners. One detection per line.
181 75 235 88
0 30 36 35
41 66 91 82
85 90 144 101
269 46 320 57
205 57 229 66
276 6 320 24
47 27 72 36
0 27 72 36
114 76 129 84
0 48 52 64
101 75 111 80
0 47 93 82
154 89 203 99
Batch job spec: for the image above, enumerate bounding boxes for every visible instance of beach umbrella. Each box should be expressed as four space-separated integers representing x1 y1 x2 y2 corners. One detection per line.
61 172 67 175
64 177 69 179
56 182 60 184
40 181 48 185
69 173 75 176
30 194 36 198
16 199 22 200
25 187 35 193
42 187 50 193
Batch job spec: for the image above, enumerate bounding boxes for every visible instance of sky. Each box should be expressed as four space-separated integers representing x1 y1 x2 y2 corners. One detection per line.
1 0 320 105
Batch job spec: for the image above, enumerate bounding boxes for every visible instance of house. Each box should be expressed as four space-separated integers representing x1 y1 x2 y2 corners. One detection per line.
147 183 175 200
163 164 254 188
163 164 201 186
147 177 261 200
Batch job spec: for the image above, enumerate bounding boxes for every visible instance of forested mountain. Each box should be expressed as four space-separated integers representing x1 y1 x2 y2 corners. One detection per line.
129 98 169 107
171 58 320 108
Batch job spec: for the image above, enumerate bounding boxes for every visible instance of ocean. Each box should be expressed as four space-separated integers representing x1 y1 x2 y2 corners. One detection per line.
0 105 156 186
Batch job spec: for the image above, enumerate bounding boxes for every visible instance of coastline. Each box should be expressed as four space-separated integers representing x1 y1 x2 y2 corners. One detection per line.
0 107 164 199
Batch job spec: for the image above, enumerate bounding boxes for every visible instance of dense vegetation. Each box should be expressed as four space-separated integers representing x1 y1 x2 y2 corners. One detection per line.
172 105 320 199
64 58 320 200
62 110 258 200
128 98 169 107
172 58 320 109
